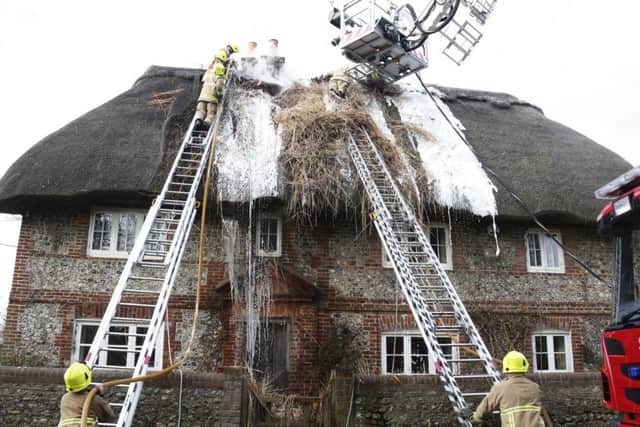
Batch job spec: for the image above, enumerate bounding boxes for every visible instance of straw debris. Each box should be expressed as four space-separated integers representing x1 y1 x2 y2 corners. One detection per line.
274 81 429 224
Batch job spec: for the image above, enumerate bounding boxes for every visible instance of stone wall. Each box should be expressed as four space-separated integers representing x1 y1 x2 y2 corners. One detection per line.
0 366 244 427
351 373 616 427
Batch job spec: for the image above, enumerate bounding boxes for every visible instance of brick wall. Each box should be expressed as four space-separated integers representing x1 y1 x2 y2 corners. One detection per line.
351 373 615 427
0 366 244 426
0 207 624 395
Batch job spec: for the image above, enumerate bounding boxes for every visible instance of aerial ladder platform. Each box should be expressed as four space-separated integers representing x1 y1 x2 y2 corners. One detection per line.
347 127 502 426
81 68 235 426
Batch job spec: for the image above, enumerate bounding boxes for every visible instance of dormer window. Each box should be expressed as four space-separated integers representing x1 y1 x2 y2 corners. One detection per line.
256 215 282 257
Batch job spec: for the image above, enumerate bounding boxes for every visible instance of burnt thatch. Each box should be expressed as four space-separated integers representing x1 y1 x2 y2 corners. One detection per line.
0 66 631 223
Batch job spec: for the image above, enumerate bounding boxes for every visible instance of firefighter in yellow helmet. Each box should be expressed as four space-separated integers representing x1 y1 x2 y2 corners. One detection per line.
329 66 352 99
194 61 227 130
470 351 545 426
58 362 113 426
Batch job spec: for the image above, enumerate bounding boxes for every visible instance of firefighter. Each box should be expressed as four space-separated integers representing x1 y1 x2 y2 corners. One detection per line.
469 351 545 426
58 362 113 426
194 61 227 130
329 66 352 98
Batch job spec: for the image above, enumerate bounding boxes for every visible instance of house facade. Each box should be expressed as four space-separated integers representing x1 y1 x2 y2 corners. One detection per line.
0 64 633 423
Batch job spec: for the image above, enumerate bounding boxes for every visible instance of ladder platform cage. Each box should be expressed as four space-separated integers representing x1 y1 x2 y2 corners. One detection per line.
330 0 429 83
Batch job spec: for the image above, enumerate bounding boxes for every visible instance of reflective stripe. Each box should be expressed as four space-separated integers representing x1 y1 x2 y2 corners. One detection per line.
500 405 542 427
61 416 97 426
501 404 541 415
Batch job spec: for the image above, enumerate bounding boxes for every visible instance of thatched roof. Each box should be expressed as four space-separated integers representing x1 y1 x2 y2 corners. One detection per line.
0 65 630 223
437 87 631 222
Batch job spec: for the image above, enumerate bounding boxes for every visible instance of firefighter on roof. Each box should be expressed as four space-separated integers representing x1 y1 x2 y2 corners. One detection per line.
329 66 352 99
58 362 113 426
194 43 238 130
469 351 545 426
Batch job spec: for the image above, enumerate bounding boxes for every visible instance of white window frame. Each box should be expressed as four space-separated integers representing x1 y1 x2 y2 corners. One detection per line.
525 230 565 273
382 223 452 270
381 331 458 375
256 215 282 257
73 319 163 370
531 330 573 373
87 208 146 258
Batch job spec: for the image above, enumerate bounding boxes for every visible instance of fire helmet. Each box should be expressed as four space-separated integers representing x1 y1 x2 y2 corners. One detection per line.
64 362 92 392
502 351 529 374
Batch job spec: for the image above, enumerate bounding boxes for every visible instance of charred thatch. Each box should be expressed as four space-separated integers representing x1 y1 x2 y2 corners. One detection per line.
274 81 430 225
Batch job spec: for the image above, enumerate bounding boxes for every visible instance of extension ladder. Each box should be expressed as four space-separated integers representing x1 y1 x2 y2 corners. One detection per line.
83 70 233 426
346 128 501 426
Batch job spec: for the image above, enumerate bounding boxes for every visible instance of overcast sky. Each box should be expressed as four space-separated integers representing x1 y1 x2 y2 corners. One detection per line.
1 0 640 317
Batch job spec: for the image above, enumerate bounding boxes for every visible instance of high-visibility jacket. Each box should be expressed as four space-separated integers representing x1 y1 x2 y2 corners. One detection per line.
198 66 226 103
472 374 545 427
59 390 114 427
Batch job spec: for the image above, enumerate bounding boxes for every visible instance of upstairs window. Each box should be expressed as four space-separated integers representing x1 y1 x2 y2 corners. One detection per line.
381 332 456 375
73 319 163 370
88 209 145 258
382 224 452 270
525 231 564 273
256 216 282 257
532 331 573 372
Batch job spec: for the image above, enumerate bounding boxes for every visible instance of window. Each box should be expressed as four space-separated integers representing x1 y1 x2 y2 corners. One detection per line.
382 224 452 270
256 216 282 257
73 320 163 370
525 231 564 273
381 332 456 375
88 209 145 258
532 331 573 372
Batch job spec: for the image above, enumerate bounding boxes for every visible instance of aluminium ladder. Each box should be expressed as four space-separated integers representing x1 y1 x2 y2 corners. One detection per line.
83 70 234 426
346 128 502 426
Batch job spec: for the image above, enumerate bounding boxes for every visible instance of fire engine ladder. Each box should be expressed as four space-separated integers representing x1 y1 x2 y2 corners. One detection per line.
347 128 502 426
83 71 233 427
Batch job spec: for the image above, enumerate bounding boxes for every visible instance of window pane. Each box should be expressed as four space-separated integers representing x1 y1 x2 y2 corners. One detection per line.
544 235 560 267
553 336 566 353
536 353 549 370
79 325 98 362
554 353 567 370
92 213 112 251
534 336 549 371
386 336 403 355
411 355 429 373
411 337 428 355
430 228 447 264
267 234 278 251
107 326 128 366
117 214 138 252
527 234 541 266
269 219 278 234
386 356 404 373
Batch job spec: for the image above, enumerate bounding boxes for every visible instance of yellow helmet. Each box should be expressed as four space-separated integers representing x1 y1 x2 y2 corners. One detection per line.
228 43 239 53
213 62 226 76
502 351 529 374
64 362 92 392
215 50 228 63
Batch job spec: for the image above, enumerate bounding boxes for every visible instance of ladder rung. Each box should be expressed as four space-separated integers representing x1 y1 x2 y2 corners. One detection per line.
175 166 198 171
166 190 190 195
119 302 157 309
431 312 456 317
128 275 164 281
462 392 489 397
439 342 474 347
125 289 161 295
93 365 134 371
448 358 484 363
454 374 494 379
137 262 165 269
149 227 176 233
179 159 201 164
151 219 180 224
143 250 168 255
105 330 148 338
112 316 151 323
172 174 196 179
162 200 186 205
159 208 183 213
